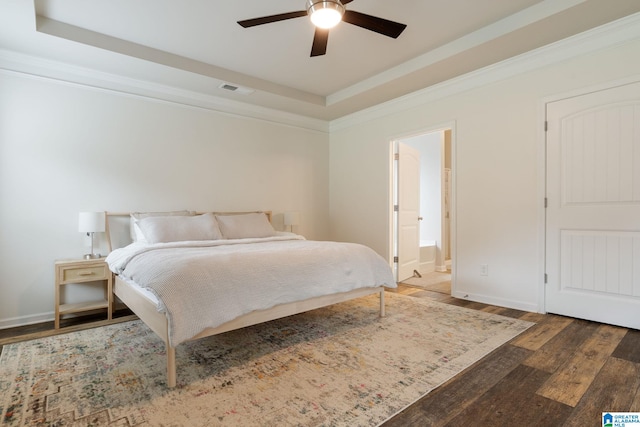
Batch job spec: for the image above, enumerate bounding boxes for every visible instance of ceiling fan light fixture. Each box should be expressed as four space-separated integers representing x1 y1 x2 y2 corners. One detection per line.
307 0 345 29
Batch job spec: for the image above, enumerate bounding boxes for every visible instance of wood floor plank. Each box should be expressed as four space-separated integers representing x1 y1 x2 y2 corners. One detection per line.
523 319 599 373
563 357 640 426
452 300 490 311
431 295 459 305
612 329 640 363
487 307 528 319
445 365 573 426
518 311 548 323
479 306 533 322
510 314 574 351
384 344 532 427
536 324 628 407
479 305 508 314
631 384 640 412
444 298 478 308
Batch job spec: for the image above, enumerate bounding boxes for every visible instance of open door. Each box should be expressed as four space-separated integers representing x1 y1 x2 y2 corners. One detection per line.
397 142 421 282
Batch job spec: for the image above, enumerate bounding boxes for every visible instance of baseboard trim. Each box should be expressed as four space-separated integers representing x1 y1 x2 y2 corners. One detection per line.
0 312 53 331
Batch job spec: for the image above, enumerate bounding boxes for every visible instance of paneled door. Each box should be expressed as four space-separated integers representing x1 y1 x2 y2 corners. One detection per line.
397 142 421 282
545 81 640 329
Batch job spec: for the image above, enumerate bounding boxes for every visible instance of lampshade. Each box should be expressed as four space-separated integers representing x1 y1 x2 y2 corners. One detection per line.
307 0 344 29
78 211 106 233
284 211 300 227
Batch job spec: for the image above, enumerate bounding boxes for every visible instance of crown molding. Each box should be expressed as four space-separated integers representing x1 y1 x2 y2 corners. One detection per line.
0 49 330 133
330 12 640 132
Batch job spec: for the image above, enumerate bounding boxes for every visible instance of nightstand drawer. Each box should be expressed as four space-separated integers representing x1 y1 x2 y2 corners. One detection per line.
61 265 108 282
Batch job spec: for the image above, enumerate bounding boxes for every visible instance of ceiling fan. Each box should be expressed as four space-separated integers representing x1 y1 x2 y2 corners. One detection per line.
237 0 407 57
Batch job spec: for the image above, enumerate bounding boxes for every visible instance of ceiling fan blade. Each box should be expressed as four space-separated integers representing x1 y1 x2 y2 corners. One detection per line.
238 10 307 28
310 28 329 57
341 0 355 4
342 10 407 38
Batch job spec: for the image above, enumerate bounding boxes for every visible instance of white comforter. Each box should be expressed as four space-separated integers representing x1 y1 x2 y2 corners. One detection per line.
106 235 396 346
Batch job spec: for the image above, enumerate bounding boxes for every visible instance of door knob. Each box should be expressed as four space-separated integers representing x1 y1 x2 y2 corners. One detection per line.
418 216 423 221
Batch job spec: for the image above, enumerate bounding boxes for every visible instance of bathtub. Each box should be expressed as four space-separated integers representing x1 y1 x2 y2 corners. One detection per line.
419 240 437 274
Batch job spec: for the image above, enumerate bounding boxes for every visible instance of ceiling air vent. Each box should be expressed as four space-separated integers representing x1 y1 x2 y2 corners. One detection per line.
218 83 254 95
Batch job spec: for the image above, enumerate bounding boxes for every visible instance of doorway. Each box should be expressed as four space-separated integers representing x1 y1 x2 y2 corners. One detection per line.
393 128 453 285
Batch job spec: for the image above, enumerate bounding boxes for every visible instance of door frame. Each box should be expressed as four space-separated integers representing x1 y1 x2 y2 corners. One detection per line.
538 74 640 314
390 121 457 288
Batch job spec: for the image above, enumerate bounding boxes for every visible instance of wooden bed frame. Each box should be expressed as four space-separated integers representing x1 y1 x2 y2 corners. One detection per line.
105 212 386 387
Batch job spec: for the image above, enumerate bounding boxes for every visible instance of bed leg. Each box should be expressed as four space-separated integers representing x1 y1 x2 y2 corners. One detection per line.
379 290 386 317
167 344 177 388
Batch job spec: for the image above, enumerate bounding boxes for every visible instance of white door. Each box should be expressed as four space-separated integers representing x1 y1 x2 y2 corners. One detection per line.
397 142 421 282
546 81 640 329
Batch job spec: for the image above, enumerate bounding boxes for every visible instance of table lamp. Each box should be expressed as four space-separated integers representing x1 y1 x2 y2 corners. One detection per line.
78 211 105 259
284 211 300 232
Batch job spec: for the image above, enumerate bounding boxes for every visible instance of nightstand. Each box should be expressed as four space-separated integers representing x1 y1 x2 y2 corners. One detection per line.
54 258 113 329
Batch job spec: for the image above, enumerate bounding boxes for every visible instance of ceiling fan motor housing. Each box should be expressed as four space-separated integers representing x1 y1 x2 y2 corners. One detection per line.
306 0 345 29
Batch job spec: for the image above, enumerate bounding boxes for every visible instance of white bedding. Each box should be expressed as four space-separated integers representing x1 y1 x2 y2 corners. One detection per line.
106 234 396 346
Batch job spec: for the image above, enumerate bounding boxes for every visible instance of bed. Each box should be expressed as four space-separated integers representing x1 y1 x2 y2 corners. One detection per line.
104 211 396 387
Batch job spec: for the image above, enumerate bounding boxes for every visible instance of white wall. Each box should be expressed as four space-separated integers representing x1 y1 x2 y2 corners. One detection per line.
329 37 640 312
0 72 330 327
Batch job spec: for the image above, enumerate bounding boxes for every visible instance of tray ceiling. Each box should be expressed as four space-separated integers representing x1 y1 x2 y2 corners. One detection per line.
1 1 639 120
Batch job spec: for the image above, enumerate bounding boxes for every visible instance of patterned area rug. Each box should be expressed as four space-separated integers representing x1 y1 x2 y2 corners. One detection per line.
0 293 533 426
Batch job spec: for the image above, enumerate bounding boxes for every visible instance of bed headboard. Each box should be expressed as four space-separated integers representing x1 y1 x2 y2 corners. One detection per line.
105 211 272 252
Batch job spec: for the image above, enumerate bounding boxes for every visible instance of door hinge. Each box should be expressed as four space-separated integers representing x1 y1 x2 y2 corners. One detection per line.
544 121 548 132
544 197 548 208
394 205 399 212
544 273 548 284
394 256 399 263
394 153 399 160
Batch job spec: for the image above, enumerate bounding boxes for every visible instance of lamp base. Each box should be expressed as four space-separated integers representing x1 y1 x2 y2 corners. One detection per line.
83 253 101 260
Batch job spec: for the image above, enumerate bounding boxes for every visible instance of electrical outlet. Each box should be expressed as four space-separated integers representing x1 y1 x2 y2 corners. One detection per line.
480 264 488 276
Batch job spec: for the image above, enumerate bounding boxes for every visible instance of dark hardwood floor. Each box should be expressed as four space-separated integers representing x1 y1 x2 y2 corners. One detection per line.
384 282 640 427
1 281 638 426
0 310 135 346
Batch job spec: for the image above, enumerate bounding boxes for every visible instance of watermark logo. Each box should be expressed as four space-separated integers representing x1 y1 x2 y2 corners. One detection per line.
603 412 640 427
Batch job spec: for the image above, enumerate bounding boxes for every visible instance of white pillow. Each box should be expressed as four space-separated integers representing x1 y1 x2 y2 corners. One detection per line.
136 213 223 243
216 212 276 239
130 210 195 242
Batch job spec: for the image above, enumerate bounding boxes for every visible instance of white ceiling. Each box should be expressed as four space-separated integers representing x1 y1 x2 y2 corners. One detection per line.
1 0 640 121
